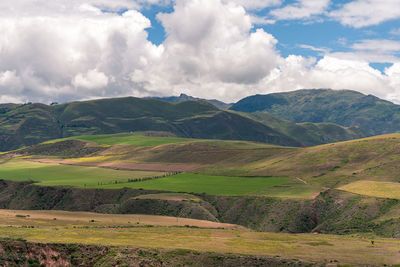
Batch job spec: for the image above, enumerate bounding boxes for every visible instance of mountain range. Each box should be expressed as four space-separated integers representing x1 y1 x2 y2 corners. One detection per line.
0 98 301 151
2 88 400 151
230 89 400 136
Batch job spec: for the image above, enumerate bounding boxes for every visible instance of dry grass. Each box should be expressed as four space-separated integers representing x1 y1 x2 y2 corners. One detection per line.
236 133 400 187
0 209 399 265
338 180 400 200
0 209 243 229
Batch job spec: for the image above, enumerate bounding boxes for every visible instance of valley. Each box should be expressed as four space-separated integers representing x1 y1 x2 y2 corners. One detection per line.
0 130 400 265
4 0 400 263
2 91 400 265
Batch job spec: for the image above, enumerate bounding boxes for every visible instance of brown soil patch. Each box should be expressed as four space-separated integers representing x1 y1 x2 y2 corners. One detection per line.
0 209 245 230
29 159 201 172
310 187 330 199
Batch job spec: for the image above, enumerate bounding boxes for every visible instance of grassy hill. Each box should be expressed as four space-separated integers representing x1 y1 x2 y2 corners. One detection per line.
0 132 399 237
233 133 400 187
230 89 400 135
0 94 377 151
1 132 400 265
0 103 62 151
239 111 366 146
12 132 400 193
0 97 304 151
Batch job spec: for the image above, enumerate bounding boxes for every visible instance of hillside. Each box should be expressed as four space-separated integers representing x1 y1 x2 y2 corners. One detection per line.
1 132 400 238
2 132 400 264
0 103 62 151
0 95 373 151
0 210 399 266
148 93 232 110
0 97 302 151
0 240 311 267
230 89 400 135
238 111 366 146
197 133 400 188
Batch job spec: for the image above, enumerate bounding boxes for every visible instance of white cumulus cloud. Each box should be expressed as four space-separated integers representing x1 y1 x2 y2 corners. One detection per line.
72 69 109 89
0 0 400 105
226 0 283 10
0 1 163 103
352 39 400 52
256 55 400 103
270 0 330 20
330 0 400 28
131 0 281 100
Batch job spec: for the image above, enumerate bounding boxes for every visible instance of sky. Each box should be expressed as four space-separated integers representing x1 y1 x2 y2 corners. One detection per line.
0 0 400 104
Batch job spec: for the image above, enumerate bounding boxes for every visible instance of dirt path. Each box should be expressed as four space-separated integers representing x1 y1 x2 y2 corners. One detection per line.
29 159 201 172
295 177 308 184
294 178 331 199
310 187 330 199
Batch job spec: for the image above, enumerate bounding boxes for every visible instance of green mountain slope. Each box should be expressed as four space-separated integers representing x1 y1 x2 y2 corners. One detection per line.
0 103 62 151
0 97 302 151
230 89 400 135
240 112 366 146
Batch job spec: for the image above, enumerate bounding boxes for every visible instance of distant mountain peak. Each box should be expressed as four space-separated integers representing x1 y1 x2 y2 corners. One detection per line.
147 94 232 110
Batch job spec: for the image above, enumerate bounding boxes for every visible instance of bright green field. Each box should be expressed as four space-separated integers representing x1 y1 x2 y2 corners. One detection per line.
100 173 292 196
0 160 291 196
53 133 192 147
0 160 164 188
49 133 281 150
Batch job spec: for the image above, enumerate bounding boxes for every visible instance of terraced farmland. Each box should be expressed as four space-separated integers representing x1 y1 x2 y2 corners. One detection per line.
1 132 400 265
0 159 292 196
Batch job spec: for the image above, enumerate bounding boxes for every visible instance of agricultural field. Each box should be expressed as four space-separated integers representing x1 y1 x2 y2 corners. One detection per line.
6 133 400 198
0 209 399 265
253 180 323 199
4 133 400 200
2 133 400 265
53 132 285 150
0 209 241 229
99 173 293 196
55 133 193 147
338 180 400 200
0 159 166 188
0 159 294 196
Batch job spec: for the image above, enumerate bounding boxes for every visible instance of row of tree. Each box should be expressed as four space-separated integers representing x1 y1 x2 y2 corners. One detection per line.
96 171 181 186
